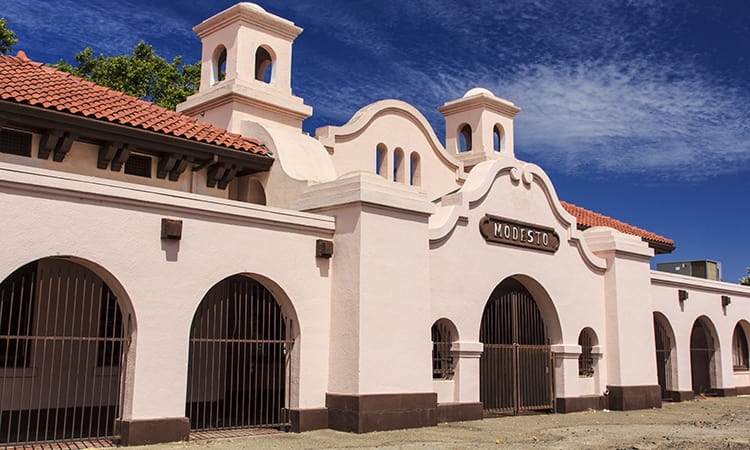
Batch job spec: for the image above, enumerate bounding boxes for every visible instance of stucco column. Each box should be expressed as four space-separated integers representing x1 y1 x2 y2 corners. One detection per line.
297 172 437 432
451 341 483 402
585 228 661 410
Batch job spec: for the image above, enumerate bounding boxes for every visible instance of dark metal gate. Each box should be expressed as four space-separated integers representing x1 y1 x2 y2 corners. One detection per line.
480 279 554 415
186 275 292 432
653 315 673 399
0 259 129 447
690 319 714 395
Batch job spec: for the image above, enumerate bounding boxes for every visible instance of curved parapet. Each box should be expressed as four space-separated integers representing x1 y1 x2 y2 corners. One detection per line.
316 99 462 171
243 121 337 183
241 120 337 209
429 157 607 272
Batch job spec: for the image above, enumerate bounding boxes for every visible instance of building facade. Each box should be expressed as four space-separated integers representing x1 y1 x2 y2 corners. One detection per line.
1 3 749 447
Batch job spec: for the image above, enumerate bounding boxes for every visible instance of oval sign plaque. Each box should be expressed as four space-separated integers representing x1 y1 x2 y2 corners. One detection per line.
479 214 560 253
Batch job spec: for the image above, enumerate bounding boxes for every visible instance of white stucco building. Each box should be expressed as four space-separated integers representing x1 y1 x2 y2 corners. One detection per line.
1 3 748 446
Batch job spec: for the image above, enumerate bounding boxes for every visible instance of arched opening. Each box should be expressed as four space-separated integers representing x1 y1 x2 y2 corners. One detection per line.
393 148 405 183
479 278 554 415
185 275 292 432
228 176 266 205
578 328 597 377
409 152 421 186
375 143 387 178
732 322 749 371
690 316 718 395
493 124 505 152
431 319 457 380
653 312 677 400
458 124 472 152
254 46 274 83
0 258 131 446
213 45 227 85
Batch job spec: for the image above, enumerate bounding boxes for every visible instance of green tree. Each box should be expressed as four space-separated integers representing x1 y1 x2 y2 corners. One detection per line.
55 42 200 111
0 18 18 54
741 268 750 286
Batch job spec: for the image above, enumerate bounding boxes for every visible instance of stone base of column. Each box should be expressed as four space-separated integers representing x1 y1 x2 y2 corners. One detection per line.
437 402 483 422
119 417 190 446
289 408 329 432
666 390 695 402
326 392 437 433
555 395 608 413
607 385 661 410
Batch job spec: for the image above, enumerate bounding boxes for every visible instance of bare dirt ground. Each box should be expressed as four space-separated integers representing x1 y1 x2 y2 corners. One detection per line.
133 396 750 449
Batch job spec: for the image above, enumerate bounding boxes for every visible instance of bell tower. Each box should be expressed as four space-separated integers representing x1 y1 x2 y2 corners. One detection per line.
176 3 312 132
438 88 520 168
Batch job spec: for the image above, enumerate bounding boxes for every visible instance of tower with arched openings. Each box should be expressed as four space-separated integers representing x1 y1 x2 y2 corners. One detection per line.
177 3 312 132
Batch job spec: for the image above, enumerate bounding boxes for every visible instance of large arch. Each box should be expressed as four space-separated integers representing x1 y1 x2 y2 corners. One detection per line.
0 256 135 446
479 276 557 415
690 316 720 395
653 312 678 400
184 273 299 433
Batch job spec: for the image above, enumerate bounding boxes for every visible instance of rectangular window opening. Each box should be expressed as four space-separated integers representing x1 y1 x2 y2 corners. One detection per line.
0 129 33 157
123 153 152 178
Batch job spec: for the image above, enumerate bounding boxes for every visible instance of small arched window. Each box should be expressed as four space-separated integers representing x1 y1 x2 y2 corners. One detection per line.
578 328 597 377
493 124 505 152
255 46 274 83
375 143 387 178
409 152 421 186
213 46 227 85
458 124 472 152
393 148 405 183
431 319 456 380
733 323 749 371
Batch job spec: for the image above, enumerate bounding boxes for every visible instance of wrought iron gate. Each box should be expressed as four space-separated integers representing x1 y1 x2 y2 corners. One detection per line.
653 316 673 399
0 259 129 447
480 280 554 415
690 319 714 395
186 276 293 432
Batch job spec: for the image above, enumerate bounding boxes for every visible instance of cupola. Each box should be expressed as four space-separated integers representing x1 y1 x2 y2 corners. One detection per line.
176 3 312 132
438 88 520 168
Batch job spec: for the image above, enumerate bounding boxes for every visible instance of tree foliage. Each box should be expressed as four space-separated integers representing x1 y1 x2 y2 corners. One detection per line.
0 18 18 54
55 42 200 110
741 268 750 286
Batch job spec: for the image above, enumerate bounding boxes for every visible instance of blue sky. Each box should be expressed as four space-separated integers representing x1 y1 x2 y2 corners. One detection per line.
3 0 749 283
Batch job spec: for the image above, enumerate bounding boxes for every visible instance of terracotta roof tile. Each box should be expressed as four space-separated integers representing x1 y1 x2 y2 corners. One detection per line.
0 54 271 157
560 201 674 246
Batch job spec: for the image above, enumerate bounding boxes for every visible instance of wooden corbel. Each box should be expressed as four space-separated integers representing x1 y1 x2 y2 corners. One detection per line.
217 164 238 190
156 153 177 179
97 142 120 169
111 144 133 172
206 162 226 188
38 129 63 160
52 132 78 162
169 158 189 181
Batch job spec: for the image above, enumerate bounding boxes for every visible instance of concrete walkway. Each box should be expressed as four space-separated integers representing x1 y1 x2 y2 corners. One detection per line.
133 396 750 449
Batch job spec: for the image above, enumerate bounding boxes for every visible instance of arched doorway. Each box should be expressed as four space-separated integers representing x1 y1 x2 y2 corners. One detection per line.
0 258 131 446
653 313 676 400
479 278 553 415
185 275 293 432
690 317 717 395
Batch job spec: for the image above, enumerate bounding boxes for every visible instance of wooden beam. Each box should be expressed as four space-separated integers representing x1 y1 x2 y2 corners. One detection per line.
169 158 189 181
97 142 120 169
38 129 62 160
52 132 78 162
111 144 132 172
217 164 238 190
206 163 227 188
156 154 177 179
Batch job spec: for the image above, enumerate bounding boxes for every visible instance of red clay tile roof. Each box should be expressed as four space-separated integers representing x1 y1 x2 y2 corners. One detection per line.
560 200 674 246
0 52 270 157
